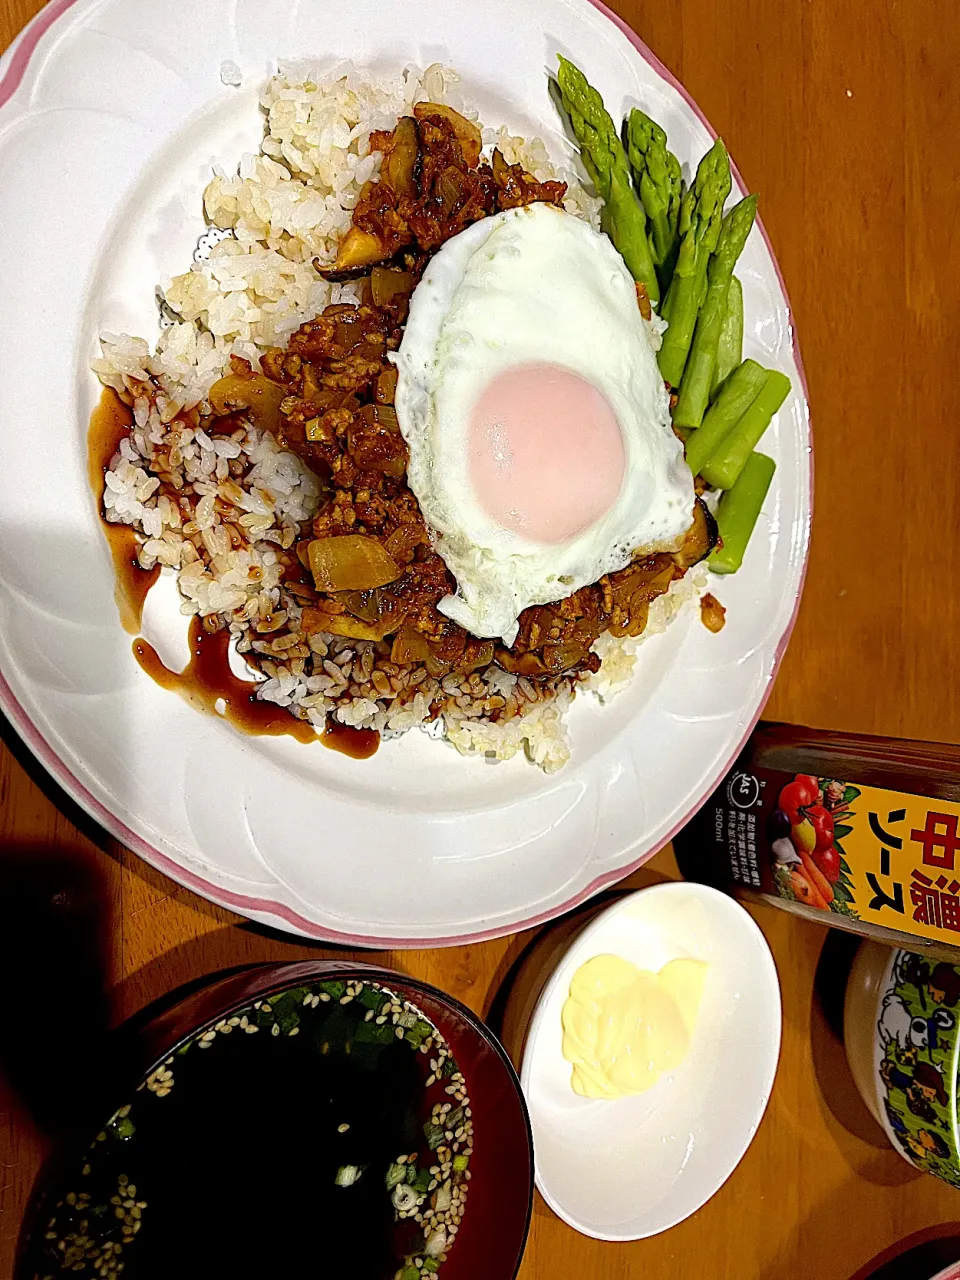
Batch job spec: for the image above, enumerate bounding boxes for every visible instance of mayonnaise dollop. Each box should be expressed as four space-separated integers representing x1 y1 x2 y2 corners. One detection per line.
560 954 708 1099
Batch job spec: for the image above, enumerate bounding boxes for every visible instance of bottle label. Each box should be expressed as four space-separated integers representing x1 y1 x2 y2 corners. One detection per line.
714 766 960 948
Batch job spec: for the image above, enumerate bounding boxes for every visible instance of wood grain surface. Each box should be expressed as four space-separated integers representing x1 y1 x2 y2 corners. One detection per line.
2 1 960 1276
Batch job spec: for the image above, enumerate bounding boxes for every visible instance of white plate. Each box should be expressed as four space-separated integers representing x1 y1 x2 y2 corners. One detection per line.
0 0 811 945
520 883 782 1239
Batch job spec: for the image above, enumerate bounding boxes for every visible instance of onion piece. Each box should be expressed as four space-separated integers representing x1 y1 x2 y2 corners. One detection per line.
207 372 286 433
307 536 401 592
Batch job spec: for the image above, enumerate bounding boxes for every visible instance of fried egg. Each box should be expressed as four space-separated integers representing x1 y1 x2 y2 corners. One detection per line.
393 202 694 645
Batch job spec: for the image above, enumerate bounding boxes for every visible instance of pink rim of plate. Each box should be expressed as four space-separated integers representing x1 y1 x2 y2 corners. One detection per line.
0 0 813 948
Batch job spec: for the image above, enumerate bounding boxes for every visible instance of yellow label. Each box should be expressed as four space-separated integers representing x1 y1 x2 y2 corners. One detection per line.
841 782 960 945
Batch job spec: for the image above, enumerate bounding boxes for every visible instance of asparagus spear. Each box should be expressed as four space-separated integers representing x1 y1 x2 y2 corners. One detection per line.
683 358 768 477
657 138 732 387
673 195 757 428
713 275 743 395
555 57 660 307
624 108 683 287
701 370 791 489
708 451 776 574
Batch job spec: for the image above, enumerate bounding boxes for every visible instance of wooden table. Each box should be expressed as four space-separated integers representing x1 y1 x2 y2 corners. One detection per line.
2 1 959 1276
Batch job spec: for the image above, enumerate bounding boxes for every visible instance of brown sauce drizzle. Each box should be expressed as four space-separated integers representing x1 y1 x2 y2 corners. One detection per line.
88 388 159 633
133 618 316 742
322 720 380 759
92 390 378 757
132 618 379 756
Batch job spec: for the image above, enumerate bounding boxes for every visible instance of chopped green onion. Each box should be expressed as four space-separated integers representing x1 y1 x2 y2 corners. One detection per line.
385 1162 407 1190
413 1168 433 1193
423 1121 445 1150
423 1260 439 1274
452 1154 469 1174
334 1164 363 1187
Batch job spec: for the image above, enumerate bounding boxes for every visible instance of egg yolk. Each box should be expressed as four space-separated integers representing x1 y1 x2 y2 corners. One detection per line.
467 362 626 543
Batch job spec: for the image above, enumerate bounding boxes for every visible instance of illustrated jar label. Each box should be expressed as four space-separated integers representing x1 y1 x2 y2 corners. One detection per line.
875 950 960 1187
713 767 960 948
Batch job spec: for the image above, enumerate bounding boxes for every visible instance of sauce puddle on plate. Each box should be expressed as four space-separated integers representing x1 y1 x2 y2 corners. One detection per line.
90 389 378 759
88 388 159 634
133 619 316 744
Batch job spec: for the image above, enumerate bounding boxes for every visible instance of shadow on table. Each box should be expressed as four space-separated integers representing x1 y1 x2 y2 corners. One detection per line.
0 709 116 858
1 707 251 929
809 929 895 1153
113 926 379 1023
0 841 114 1138
846 1227 960 1279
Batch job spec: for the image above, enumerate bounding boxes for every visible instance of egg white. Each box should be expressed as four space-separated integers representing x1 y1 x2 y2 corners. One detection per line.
394 202 694 645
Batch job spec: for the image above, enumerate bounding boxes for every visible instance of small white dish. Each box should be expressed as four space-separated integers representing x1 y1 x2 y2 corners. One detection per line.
519 881 781 1240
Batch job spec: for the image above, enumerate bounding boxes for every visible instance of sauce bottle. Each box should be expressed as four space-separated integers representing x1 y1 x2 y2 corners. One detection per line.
673 722 960 961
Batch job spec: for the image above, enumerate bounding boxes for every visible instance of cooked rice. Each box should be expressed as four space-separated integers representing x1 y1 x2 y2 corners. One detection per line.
94 63 704 771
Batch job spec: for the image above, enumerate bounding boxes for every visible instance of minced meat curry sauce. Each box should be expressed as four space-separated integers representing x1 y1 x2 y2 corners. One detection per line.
91 106 715 753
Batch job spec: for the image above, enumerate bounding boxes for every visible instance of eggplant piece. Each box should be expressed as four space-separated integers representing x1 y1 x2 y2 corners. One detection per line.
208 371 286 433
495 648 548 677
382 116 421 198
370 266 415 310
301 608 397 643
413 101 482 167
315 227 391 281
672 497 719 570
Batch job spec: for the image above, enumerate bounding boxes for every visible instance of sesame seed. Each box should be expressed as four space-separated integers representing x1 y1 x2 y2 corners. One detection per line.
338 1123 350 1134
